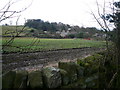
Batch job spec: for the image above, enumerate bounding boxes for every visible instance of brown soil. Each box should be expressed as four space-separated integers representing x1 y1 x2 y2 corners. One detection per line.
2 47 105 73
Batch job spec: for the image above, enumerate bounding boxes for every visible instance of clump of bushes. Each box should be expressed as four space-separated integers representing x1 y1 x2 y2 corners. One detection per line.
77 49 120 88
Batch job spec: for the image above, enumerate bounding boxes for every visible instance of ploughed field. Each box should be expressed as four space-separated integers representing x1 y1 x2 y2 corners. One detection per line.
3 47 105 73
2 37 106 53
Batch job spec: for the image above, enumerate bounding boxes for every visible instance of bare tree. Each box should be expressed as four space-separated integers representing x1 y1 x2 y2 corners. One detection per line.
0 0 40 53
91 0 114 50
0 0 33 22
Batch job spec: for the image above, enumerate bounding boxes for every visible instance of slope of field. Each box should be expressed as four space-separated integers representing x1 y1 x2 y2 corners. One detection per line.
1 25 32 36
2 37 106 53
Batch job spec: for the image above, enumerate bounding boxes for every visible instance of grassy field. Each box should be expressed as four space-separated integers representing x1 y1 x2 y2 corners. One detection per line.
1 26 32 36
2 37 106 53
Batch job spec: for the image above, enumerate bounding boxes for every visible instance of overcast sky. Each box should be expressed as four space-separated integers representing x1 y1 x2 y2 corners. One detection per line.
0 0 119 28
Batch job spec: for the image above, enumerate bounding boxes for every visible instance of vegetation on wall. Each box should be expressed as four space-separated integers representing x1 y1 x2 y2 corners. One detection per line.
91 1 120 88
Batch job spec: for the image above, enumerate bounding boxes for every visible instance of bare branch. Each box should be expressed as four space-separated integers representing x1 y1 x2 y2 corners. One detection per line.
91 11 106 31
108 72 118 88
0 0 33 23
96 0 102 18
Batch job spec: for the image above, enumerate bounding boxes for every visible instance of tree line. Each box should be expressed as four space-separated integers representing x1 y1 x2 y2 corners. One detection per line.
25 19 104 39
25 19 71 32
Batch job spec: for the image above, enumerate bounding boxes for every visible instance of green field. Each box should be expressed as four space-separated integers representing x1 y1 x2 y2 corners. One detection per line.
1 26 32 36
2 37 106 53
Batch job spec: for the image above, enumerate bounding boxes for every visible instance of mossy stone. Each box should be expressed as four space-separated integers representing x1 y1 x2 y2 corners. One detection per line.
77 59 85 66
77 54 103 66
2 71 16 89
77 54 103 76
42 67 61 88
85 74 98 88
76 66 84 78
13 70 28 88
58 62 78 83
28 70 43 88
60 69 69 85
61 77 86 88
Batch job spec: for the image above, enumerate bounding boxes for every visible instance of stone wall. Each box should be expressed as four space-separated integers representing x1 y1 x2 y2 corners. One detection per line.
2 54 103 89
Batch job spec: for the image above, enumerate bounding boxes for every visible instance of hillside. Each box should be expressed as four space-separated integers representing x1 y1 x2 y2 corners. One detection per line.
1 25 34 37
25 19 106 39
2 19 106 40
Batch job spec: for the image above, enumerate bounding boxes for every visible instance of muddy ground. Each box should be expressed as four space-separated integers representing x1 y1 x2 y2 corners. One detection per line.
2 47 105 73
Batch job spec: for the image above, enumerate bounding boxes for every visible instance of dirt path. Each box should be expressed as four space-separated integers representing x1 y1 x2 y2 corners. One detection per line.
2 47 104 73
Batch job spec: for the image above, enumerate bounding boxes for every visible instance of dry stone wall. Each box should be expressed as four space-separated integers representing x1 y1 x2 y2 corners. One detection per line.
2 57 100 89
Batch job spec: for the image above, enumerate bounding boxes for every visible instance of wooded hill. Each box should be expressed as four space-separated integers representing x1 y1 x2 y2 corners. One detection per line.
25 19 105 39
2 19 106 39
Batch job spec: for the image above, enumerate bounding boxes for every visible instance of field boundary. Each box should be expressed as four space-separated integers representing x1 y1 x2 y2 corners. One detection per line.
3 47 94 54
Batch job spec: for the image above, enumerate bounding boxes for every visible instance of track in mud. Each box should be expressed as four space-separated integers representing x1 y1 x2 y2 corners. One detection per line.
2 47 105 73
